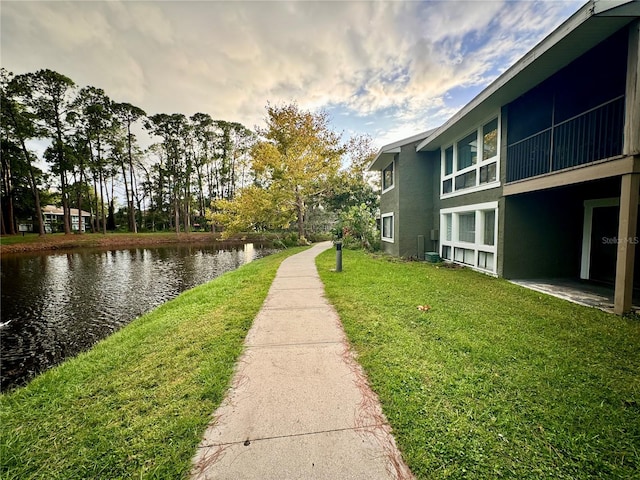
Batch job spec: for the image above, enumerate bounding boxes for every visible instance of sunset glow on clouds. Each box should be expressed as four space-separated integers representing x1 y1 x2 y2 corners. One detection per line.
1 0 583 147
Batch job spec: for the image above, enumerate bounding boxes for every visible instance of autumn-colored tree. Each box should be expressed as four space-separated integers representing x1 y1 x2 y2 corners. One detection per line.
207 184 292 236
251 102 343 239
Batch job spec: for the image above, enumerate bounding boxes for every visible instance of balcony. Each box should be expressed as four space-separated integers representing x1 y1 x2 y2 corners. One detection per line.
506 96 624 183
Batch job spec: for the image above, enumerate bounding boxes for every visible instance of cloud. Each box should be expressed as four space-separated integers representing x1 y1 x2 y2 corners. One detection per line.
1 0 582 144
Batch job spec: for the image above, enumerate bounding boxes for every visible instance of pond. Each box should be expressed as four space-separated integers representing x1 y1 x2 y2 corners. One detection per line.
0 243 277 391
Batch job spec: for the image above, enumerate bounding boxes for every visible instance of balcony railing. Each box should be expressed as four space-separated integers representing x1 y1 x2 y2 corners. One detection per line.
507 96 624 183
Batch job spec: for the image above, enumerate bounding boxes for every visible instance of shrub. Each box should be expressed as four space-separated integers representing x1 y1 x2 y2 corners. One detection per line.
334 204 379 251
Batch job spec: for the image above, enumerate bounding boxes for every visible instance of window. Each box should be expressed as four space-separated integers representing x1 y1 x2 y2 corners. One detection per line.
483 210 495 246
455 171 476 190
482 119 498 160
457 132 477 170
381 213 394 242
458 213 475 243
444 146 454 175
454 247 475 265
479 163 496 184
444 214 452 241
382 162 394 192
441 115 500 196
478 251 494 270
440 202 498 273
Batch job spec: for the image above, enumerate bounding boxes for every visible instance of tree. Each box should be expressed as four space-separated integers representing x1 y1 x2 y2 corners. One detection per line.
252 102 343 239
24 69 76 234
65 132 92 233
113 102 146 233
145 113 190 234
190 112 214 226
72 86 115 234
0 69 46 235
207 184 292 237
324 133 378 214
334 203 379 251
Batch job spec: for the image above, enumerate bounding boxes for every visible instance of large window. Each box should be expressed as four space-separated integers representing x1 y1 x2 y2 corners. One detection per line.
381 213 394 242
458 213 475 243
440 202 498 273
442 116 500 197
457 132 477 170
382 162 394 192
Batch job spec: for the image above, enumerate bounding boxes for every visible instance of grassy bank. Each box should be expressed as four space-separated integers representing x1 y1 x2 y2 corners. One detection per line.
0 231 279 253
317 249 640 479
1 247 306 479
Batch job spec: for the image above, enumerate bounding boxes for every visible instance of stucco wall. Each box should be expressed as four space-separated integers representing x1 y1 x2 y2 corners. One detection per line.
396 147 437 258
379 155 399 256
501 177 621 279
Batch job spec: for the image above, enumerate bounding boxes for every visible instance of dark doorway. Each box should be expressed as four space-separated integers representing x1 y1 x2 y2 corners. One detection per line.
589 206 618 284
589 205 640 288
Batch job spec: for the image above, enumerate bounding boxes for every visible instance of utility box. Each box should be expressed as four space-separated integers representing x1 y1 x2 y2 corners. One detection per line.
425 252 441 263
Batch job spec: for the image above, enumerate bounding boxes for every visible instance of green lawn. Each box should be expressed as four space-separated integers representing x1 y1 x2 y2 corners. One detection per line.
317 249 640 479
0 233 46 245
0 247 306 480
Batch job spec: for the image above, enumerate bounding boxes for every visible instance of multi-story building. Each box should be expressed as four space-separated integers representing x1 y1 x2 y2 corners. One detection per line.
369 0 640 314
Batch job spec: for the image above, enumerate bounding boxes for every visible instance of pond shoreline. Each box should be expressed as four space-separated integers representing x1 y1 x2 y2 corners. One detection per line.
1 241 279 390
0 232 274 254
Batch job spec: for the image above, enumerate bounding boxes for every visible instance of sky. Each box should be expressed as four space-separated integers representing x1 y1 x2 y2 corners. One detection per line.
1 0 585 150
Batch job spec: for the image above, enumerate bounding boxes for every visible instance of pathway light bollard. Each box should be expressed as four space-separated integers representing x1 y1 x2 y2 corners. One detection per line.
335 240 342 272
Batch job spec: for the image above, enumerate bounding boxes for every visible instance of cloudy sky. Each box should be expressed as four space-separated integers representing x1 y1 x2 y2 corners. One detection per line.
2 0 584 148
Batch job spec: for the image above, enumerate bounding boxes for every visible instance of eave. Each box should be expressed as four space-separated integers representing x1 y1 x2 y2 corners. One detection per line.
416 0 638 152
368 128 436 171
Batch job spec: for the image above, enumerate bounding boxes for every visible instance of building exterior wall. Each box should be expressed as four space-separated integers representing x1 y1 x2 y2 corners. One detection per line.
501 178 621 279
373 10 639 312
378 146 438 258
396 146 436 258
379 155 400 256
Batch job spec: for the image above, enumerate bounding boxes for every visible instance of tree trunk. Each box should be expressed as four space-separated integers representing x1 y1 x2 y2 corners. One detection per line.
12 122 45 235
126 122 137 233
55 121 71 234
99 168 106 234
0 203 5 235
28 164 45 236
76 159 84 234
120 158 131 231
174 199 180 234
296 187 304 239
92 176 99 232
1 157 16 235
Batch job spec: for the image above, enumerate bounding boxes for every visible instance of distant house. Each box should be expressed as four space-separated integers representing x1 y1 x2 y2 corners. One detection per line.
42 205 91 233
369 0 640 314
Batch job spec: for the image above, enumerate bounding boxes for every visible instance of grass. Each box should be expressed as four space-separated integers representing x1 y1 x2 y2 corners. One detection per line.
0 233 46 245
317 249 640 479
0 231 220 249
0 231 322 253
0 247 306 479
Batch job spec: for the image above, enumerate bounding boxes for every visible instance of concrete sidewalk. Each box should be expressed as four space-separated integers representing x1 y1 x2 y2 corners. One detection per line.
191 242 413 480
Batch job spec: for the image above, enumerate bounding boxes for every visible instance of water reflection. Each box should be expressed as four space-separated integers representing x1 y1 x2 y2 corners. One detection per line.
0 243 276 391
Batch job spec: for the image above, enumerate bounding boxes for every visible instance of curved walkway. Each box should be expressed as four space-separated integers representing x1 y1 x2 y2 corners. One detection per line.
191 242 413 479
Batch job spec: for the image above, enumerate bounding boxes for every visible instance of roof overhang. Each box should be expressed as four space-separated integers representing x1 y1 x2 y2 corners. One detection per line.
416 0 639 152
368 128 436 171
